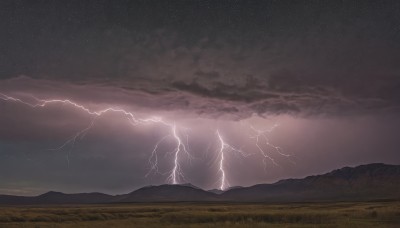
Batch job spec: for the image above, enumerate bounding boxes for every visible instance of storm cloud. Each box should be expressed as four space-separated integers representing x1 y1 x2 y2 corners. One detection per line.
1 0 400 118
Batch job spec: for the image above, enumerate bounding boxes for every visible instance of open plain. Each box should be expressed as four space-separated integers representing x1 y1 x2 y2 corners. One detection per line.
0 201 399 228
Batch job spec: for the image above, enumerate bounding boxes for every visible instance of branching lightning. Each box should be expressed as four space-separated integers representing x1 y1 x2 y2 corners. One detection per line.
0 92 291 190
216 130 251 190
248 123 291 170
145 135 169 178
168 125 193 184
50 117 98 167
0 93 192 184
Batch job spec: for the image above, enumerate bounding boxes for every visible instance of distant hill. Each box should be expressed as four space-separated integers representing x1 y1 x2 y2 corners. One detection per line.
208 186 243 195
119 184 219 202
0 191 114 204
0 163 399 204
208 189 224 194
222 163 400 202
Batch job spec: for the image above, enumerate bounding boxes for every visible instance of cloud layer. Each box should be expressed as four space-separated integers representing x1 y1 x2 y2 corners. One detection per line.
1 1 400 119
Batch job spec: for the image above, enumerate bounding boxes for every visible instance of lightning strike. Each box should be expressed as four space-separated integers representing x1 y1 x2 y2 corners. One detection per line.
0 92 289 190
216 130 251 190
216 131 227 191
168 125 192 184
248 123 291 169
50 117 97 167
0 93 192 184
145 135 170 178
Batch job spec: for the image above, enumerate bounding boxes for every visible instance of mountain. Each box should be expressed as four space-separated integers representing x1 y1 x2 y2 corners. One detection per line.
35 191 115 204
208 186 243 195
0 191 114 204
119 184 219 202
0 195 32 205
208 189 224 194
221 163 400 202
0 163 399 204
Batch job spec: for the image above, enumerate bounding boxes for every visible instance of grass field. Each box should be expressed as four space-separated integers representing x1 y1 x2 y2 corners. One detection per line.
0 201 399 227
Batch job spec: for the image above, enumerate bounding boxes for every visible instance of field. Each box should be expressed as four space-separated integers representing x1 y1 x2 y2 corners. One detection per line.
0 201 399 227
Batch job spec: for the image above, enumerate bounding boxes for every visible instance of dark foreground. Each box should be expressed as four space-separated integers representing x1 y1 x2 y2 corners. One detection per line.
0 201 399 228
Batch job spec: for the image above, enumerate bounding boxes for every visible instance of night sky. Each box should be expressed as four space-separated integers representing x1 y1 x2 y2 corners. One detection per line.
1 0 400 196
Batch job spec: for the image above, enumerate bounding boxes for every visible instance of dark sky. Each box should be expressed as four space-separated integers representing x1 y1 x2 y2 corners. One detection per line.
0 0 400 195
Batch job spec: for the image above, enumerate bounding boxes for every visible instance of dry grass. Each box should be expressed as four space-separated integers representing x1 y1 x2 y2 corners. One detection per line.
0 201 399 227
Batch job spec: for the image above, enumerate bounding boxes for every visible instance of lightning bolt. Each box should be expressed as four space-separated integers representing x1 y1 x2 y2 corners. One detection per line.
216 131 227 191
0 92 290 189
216 130 251 190
214 123 292 190
168 125 193 184
50 117 97 167
145 135 169 178
0 93 192 184
248 123 292 170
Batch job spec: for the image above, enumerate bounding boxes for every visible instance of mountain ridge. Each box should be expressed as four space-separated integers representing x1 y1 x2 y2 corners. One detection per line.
1 163 399 204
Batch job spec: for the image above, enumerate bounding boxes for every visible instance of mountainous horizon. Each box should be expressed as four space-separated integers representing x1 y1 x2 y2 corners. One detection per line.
1 163 399 204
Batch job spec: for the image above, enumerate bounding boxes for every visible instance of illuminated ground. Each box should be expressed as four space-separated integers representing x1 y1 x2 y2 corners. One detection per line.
0 201 399 227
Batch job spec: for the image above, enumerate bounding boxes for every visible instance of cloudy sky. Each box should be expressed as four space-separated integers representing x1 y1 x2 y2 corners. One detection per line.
0 0 400 196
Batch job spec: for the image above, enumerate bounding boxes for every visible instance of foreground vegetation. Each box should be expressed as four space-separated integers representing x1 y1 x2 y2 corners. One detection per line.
0 201 399 227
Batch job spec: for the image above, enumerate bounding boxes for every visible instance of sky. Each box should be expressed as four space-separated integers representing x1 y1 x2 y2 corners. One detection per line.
0 0 400 196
